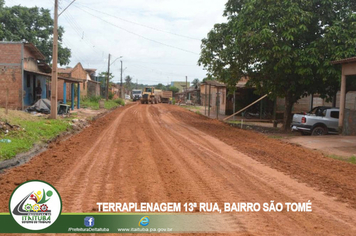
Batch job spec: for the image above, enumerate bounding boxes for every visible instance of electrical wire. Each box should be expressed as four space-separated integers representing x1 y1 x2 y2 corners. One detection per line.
76 2 201 41
73 5 200 55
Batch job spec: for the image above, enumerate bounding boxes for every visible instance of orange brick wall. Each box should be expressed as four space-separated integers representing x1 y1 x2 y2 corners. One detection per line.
0 43 22 64
0 43 23 109
71 66 88 97
57 80 72 101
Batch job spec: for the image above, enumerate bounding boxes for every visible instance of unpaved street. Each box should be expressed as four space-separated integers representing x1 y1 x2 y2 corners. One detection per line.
1 103 356 235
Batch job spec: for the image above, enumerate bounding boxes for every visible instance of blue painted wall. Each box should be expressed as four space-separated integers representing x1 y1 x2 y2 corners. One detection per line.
23 72 47 106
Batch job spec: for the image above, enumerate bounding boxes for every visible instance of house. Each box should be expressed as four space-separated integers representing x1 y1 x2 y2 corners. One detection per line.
225 76 355 124
200 81 227 116
58 63 88 99
0 42 49 109
331 57 356 135
0 42 83 110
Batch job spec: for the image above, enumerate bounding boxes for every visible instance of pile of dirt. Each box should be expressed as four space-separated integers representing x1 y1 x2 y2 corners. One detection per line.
229 122 283 134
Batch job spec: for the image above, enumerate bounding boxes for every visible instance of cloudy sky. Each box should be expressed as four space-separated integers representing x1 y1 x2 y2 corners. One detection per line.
5 0 227 85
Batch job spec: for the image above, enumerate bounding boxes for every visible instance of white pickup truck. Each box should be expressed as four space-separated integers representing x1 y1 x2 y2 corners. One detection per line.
291 106 340 135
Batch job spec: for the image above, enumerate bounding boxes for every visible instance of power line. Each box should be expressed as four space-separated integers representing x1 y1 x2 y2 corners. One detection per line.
76 3 201 41
59 0 76 16
73 5 200 55
126 60 198 67
127 62 199 79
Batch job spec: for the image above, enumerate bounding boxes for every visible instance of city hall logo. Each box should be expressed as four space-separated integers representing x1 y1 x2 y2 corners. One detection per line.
9 180 62 230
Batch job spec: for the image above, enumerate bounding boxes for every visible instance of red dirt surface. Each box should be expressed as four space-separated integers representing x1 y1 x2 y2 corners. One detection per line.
0 103 356 235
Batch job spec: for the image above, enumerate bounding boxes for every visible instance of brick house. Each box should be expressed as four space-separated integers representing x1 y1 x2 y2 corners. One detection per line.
58 63 88 99
0 42 51 109
0 42 83 110
200 81 227 116
58 64 100 99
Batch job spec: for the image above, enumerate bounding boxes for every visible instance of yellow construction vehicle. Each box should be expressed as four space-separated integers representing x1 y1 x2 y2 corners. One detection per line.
141 87 158 104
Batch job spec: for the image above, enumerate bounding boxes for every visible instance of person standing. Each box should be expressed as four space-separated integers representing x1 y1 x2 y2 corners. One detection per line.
35 82 42 101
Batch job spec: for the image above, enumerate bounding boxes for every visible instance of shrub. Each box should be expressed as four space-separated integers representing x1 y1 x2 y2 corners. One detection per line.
114 98 125 106
89 96 101 103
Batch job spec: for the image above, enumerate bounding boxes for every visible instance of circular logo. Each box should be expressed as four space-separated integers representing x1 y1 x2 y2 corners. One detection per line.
139 216 150 227
9 180 62 230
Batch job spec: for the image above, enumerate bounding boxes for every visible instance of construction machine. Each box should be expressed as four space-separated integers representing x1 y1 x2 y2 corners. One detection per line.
160 91 173 103
141 87 158 104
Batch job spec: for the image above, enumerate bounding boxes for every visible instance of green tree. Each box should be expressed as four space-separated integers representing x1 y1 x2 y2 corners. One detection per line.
98 72 114 87
168 86 179 96
155 83 167 90
199 0 356 130
124 75 132 91
0 1 71 65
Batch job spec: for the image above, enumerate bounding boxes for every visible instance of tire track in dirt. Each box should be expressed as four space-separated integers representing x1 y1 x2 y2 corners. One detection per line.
1 103 356 236
143 105 249 234
146 105 298 235
147 104 356 236
53 104 137 212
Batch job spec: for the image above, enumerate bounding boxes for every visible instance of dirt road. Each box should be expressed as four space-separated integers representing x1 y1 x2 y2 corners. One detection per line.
1 103 356 235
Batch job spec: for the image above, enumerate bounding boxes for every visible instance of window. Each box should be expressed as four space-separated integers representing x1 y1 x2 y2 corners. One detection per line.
330 111 339 119
309 107 326 116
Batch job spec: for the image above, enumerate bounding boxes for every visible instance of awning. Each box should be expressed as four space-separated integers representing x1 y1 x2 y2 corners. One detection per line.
88 80 100 84
59 76 84 83
24 69 83 83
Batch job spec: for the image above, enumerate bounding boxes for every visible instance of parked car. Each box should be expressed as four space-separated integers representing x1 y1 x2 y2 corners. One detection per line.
125 94 131 100
291 106 339 135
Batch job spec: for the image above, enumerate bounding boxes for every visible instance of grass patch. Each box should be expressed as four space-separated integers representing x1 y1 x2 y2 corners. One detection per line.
195 111 202 115
268 135 284 139
79 96 101 110
0 113 72 160
329 155 356 164
227 120 243 124
70 96 125 110
181 105 197 110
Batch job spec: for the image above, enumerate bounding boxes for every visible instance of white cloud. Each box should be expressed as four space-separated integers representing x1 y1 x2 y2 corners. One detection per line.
5 0 226 84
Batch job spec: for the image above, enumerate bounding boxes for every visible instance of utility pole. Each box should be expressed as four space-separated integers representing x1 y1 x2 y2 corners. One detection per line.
185 76 188 102
50 0 59 119
136 79 138 89
233 88 236 121
120 60 123 99
106 54 111 101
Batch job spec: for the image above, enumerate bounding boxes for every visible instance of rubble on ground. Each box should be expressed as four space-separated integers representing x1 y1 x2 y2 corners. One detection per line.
0 121 22 134
69 119 89 131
